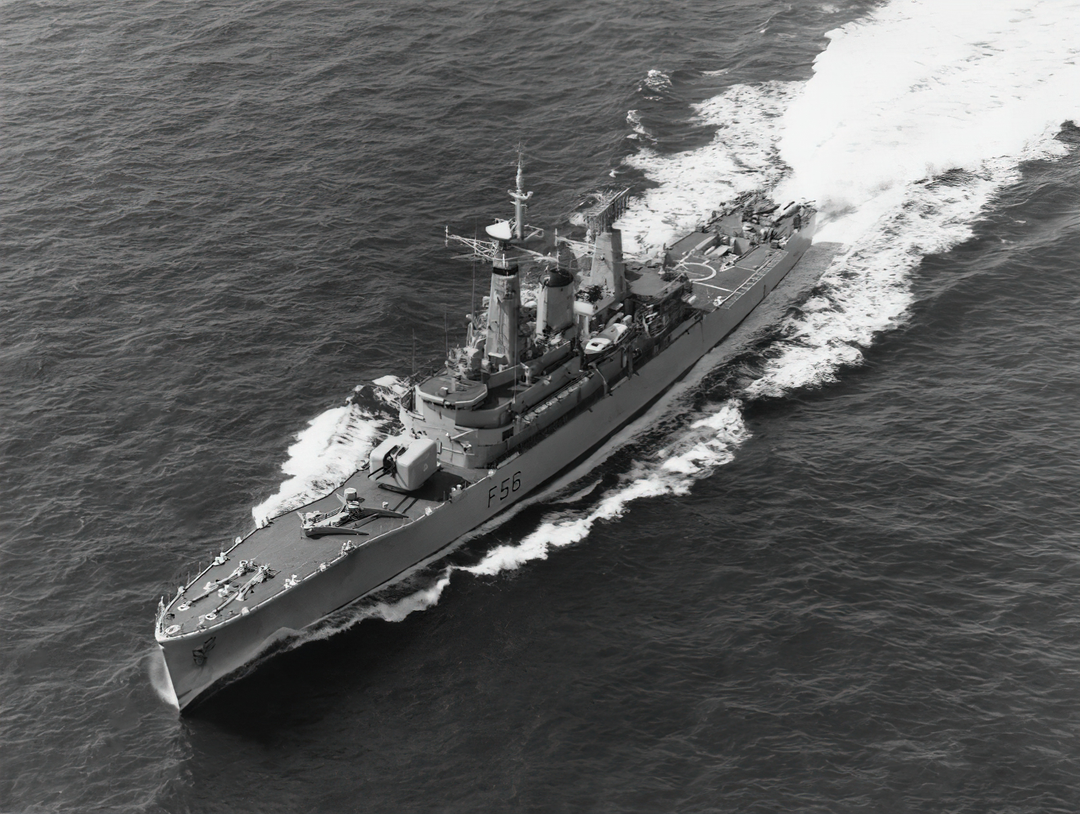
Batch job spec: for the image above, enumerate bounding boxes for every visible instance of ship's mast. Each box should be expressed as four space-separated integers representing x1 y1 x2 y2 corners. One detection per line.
509 153 532 241
444 155 544 264
580 188 630 300
445 155 545 376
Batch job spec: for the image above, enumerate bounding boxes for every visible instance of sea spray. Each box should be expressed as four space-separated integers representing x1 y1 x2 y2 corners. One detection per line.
147 649 178 709
284 571 455 650
776 0 1080 241
759 0 1080 396
251 403 386 525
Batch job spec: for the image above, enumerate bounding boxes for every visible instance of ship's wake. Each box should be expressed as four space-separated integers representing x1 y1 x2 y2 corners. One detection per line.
256 0 1080 645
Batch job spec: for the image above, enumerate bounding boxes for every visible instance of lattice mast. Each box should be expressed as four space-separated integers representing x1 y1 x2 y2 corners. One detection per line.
579 188 631 300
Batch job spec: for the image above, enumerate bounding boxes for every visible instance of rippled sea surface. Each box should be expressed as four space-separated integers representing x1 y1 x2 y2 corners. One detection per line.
4 0 1080 811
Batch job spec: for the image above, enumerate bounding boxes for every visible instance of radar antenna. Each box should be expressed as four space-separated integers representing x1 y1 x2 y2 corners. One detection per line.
583 188 631 234
555 234 597 258
556 188 632 259
445 227 561 267
558 188 648 264
445 226 511 265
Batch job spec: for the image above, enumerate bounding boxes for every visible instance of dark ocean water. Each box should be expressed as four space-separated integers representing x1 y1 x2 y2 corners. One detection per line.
3 0 1080 811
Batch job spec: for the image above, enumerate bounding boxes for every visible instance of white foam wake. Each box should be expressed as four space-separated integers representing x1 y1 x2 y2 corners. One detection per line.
639 68 673 99
251 403 386 525
626 109 653 143
289 571 455 649
758 0 1080 396
776 0 1080 242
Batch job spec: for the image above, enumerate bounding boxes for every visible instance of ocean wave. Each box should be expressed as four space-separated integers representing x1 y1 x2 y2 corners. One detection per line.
637 68 673 100
625 109 653 143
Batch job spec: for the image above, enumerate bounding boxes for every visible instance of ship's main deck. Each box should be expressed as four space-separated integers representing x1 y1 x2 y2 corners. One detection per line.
159 465 480 639
628 241 791 308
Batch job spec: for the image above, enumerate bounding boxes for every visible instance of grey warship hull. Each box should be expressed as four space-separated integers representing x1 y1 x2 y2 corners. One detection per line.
156 175 823 712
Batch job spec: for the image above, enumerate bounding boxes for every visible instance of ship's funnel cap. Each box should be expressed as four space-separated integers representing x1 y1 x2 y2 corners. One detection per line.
541 267 573 288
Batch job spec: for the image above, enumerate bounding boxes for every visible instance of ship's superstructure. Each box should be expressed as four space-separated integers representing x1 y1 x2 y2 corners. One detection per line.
155 158 818 711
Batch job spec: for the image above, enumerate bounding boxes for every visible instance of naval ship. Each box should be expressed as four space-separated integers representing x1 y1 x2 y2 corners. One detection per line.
155 160 818 711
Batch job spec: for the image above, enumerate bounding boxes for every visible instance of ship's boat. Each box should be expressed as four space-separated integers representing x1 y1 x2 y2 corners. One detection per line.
154 158 819 711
